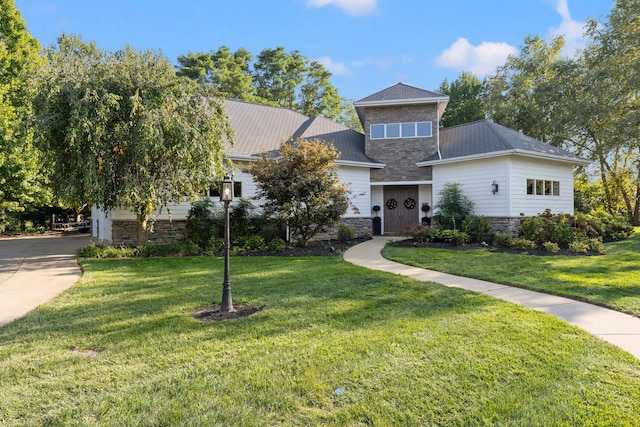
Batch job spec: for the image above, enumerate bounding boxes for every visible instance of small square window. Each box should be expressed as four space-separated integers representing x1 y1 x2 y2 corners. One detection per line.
401 123 415 138
386 123 400 138
371 124 385 139
526 179 534 195
416 122 432 137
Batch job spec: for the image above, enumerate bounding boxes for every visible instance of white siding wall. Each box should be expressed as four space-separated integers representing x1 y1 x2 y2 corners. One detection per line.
106 164 371 221
371 185 384 233
433 158 509 217
418 184 433 219
338 165 371 217
91 206 112 242
509 157 575 216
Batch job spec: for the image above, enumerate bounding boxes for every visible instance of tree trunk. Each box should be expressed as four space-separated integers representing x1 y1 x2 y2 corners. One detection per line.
137 211 148 246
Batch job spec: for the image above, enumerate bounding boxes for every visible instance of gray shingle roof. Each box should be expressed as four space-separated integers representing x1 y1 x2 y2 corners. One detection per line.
420 120 590 165
355 82 447 104
224 99 382 166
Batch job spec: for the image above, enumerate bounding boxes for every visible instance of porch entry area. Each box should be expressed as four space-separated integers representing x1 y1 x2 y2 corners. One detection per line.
383 185 419 234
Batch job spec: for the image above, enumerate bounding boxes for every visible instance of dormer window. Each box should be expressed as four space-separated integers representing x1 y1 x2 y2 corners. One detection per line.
370 121 432 139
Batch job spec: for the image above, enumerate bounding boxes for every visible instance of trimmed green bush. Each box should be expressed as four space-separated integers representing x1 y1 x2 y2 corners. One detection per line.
512 238 536 250
436 229 470 246
493 233 512 248
405 224 436 243
267 237 286 252
462 215 494 243
337 224 355 243
542 241 560 253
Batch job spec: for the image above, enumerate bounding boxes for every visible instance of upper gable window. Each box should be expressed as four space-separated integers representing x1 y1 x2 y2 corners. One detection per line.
370 121 432 139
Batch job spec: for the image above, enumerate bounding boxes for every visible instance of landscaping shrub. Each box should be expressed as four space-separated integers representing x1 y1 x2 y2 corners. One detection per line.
267 237 286 252
493 233 512 248
245 235 267 251
206 238 225 256
433 183 474 230
542 241 560 253
405 224 436 243
337 224 355 243
435 229 470 246
587 238 605 254
186 199 221 250
511 238 536 250
519 209 633 248
462 215 494 243
568 240 589 253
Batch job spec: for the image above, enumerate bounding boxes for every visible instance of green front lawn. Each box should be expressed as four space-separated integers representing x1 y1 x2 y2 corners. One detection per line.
1 256 639 425
383 229 640 317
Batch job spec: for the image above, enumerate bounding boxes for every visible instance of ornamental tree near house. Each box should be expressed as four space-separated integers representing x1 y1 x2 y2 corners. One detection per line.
33 35 234 244
245 138 349 247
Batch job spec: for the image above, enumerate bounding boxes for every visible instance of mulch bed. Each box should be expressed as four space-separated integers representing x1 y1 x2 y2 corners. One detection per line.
391 239 603 256
193 304 264 322
240 236 371 257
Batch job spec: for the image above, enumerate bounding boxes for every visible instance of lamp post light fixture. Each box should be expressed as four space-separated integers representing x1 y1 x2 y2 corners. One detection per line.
220 175 235 312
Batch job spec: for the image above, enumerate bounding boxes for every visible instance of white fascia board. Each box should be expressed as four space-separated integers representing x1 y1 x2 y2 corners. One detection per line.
416 150 591 167
370 180 433 186
232 155 386 169
336 160 386 169
354 97 449 108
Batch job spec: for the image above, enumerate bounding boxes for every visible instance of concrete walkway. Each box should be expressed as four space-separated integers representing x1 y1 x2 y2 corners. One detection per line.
0 234 90 326
344 237 640 360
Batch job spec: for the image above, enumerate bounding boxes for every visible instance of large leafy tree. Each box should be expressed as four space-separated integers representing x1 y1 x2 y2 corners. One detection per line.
33 35 234 244
437 72 485 128
245 139 349 246
0 0 49 232
177 46 254 101
177 46 362 131
483 36 569 147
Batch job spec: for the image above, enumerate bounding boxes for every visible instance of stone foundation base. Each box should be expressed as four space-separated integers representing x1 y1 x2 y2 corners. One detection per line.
112 220 187 246
111 217 373 247
310 217 373 241
487 217 522 237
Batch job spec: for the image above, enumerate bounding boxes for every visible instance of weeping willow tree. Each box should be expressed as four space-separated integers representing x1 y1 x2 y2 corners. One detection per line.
33 35 234 244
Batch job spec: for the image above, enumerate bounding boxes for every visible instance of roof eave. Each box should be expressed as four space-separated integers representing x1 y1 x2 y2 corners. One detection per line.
336 160 386 169
354 96 449 108
416 149 591 167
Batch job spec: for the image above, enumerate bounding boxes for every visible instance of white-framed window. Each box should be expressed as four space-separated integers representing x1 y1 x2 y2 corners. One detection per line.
526 179 559 196
370 121 432 139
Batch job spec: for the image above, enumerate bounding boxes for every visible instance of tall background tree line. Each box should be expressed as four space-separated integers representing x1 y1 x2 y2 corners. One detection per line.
0 0 637 234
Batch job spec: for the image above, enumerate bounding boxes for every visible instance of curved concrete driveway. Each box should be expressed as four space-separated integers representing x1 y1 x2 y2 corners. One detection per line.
0 234 90 326
344 237 640 360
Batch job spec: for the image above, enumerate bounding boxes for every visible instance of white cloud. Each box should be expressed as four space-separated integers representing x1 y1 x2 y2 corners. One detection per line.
307 0 377 16
548 0 588 56
316 56 352 76
435 38 518 76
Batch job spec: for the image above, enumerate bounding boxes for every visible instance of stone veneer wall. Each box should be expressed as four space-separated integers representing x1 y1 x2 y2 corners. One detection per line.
112 220 187 246
112 217 372 246
363 104 438 182
487 217 522 237
311 217 373 241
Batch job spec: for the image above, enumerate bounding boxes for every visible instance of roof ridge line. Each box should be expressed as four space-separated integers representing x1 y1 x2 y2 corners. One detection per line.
485 121 514 150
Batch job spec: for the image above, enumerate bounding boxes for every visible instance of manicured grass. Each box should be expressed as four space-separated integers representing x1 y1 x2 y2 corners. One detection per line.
1 256 640 425
383 229 640 317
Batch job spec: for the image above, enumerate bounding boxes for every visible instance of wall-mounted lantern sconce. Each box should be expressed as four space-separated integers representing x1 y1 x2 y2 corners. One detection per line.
491 180 499 194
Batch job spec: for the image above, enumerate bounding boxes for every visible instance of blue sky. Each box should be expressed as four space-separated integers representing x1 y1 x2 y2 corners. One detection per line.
15 0 613 101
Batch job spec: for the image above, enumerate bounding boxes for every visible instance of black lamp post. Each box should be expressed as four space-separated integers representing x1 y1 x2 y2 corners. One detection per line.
220 175 235 312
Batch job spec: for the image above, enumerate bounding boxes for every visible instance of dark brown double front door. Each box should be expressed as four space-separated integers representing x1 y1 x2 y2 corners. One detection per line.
383 185 419 234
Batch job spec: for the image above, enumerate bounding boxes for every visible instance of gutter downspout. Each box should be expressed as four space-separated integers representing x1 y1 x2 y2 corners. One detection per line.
436 99 442 160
